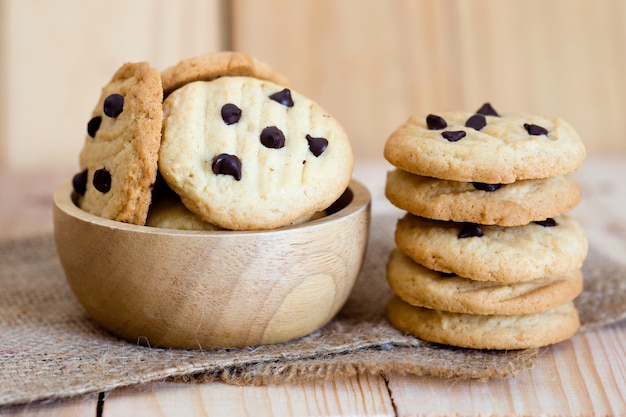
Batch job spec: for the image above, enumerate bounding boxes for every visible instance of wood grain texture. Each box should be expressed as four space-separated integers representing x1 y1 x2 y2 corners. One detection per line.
387 325 626 416
232 0 626 158
3 0 625 171
0 169 74 239
0 395 97 417
0 0 224 171
101 375 395 417
53 180 369 349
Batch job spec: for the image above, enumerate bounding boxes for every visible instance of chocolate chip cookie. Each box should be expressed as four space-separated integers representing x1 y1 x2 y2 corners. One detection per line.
385 169 582 226
159 76 353 230
387 296 580 350
72 62 163 225
161 51 289 97
394 213 588 282
384 103 586 183
387 249 583 315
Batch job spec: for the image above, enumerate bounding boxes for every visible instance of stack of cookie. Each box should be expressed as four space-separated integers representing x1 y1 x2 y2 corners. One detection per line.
71 52 353 231
383 103 588 350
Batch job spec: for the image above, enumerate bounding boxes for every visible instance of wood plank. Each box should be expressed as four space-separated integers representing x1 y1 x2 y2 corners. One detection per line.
386 323 626 416
232 0 626 158
569 155 626 265
102 374 395 417
0 169 74 239
0 0 224 172
4 0 625 171
0 394 98 417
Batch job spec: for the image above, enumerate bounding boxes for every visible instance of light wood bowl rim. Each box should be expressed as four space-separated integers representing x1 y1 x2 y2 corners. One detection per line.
53 179 370 235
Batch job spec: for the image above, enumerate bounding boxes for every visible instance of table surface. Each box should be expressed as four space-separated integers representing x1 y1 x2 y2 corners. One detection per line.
1 155 625 417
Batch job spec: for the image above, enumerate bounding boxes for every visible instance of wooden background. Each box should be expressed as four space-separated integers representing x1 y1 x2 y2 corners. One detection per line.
1 0 625 172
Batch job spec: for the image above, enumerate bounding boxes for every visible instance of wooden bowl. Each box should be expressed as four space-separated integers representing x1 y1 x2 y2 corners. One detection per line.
53 180 370 349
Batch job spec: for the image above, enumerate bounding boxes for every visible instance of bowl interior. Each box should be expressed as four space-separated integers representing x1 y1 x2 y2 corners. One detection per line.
57 179 368 236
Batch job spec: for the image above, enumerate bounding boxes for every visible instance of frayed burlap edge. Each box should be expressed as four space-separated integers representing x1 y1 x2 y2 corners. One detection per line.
174 344 539 387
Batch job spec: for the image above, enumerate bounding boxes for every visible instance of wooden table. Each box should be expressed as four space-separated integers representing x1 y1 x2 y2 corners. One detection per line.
1 155 625 417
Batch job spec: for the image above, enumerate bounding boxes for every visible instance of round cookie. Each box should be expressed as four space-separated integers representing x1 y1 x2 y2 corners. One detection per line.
146 194 326 231
386 296 580 350
161 51 289 97
383 103 586 183
385 169 582 226
386 249 583 315
72 62 163 225
394 214 588 282
159 76 353 230
146 194 222 231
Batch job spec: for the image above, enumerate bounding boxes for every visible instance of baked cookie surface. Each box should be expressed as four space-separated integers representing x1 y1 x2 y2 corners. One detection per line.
159 76 353 230
146 194 325 231
385 169 581 226
387 249 583 315
394 214 588 282
146 194 222 231
73 62 163 225
386 296 580 350
383 104 586 183
161 51 289 97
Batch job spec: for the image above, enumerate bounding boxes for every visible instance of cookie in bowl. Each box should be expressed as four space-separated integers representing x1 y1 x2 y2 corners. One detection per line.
73 61 163 225
159 76 354 230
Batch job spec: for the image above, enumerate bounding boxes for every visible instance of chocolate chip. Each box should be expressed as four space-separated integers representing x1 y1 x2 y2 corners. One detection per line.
458 223 483 238
212 154 242 181
524 123 548 136
534 218 558 227
426 114 447 130
87 116 102 138
260 126 286 149
472 182 502 192
72 169 88 195
93 168 112 193
465 114 486 131
306 134 328 157
442 131 467 142
269 88 294 107
221 103 242 125
103 94 124 118
476 103 499 117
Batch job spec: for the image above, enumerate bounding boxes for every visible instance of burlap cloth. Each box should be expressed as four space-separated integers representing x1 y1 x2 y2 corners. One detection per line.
1 215 625 406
